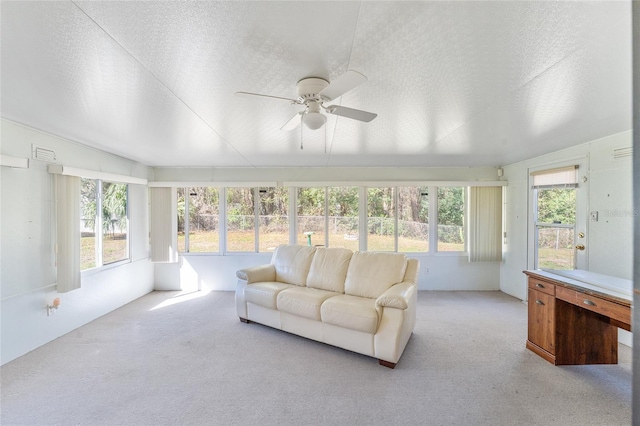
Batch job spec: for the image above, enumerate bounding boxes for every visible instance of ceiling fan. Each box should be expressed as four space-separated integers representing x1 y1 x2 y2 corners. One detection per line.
236 70 377 131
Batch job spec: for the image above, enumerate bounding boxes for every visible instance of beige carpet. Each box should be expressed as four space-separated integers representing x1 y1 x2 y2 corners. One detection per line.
1 290 632 425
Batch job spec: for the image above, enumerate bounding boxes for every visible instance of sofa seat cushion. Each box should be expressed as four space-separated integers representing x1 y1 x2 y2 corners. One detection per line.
244 282 296 310
277 287 340 321
320 295 379 334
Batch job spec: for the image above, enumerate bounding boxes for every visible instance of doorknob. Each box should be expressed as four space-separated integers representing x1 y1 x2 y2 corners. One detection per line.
575 244 585 251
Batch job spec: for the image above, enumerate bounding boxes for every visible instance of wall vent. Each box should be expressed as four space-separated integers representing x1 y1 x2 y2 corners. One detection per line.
31 145 56 162
612 147 632 159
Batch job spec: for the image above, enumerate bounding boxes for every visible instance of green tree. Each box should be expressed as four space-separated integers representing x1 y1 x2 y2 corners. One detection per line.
81 178 97 231
537 188 575 224
102 182 127 237
437 187 464 226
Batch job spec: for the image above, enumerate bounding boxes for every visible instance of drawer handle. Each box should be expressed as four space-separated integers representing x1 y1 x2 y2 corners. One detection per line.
535 300 545 306
535 283 545 289
583 299 596 307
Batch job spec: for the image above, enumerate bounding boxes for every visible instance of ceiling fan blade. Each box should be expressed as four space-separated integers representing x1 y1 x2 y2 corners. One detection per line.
235 91 299 103
280 112 302 131
318 70 368 101
326 105 377 122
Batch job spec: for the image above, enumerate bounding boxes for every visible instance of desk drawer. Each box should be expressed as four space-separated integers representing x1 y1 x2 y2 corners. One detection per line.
528 278 555 296
556 286 631 325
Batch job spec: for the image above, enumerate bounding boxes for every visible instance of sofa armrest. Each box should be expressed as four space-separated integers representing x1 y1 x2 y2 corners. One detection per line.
236 264 276 283
376 282 416 310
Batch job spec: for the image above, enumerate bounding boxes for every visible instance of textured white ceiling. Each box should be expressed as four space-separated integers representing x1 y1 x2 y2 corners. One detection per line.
0 1 632 168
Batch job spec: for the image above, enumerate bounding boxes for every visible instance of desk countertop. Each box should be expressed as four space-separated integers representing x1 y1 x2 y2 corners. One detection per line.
525 269 632 304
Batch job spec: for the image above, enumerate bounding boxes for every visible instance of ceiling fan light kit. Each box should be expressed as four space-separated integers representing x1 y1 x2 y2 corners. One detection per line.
236 70 377 133
303 111 326 130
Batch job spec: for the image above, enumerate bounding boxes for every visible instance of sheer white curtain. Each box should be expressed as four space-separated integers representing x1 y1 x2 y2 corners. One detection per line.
55 174 81 292
149 187 178 263
469 186 502 262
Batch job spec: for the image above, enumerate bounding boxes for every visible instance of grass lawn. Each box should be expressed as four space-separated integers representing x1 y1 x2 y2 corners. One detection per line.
81 235 127 270
538 248 574 270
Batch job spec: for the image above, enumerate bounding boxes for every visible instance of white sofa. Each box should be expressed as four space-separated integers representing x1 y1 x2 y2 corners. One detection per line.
235 244 419 368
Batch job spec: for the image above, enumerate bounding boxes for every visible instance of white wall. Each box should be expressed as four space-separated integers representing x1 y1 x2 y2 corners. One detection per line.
1 120 154 364
499 130 633 345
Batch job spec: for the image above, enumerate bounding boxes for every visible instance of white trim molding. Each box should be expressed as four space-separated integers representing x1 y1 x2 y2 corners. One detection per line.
0 154 29 168
47 165 147 185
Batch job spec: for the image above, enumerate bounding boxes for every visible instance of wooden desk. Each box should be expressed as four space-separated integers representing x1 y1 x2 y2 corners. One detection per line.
524 270 632 365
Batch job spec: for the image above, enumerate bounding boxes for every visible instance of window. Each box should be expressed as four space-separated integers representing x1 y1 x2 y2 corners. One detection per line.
177 188 187 253
177 187 220 253
367 187 396 252
168 184 471 255
437 187 465 252
80 178 97 270
535 188 576 269
101 182 128 264
328 187 359 250
398 186 429 252
297 187 326 246
226 188 256 252
258 187 289 252
80 178 129 270
296 187 359 248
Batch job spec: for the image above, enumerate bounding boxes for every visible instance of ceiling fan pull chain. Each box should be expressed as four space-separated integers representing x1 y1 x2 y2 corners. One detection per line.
324 123 327 154
300 116 304 150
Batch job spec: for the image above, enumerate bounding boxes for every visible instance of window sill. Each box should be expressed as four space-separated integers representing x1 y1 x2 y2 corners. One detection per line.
81 258 132 277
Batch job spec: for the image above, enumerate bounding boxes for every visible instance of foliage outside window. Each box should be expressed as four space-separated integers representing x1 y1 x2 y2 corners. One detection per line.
177 188 186 253
437 187 465 252
171 184 468 255
177 186 287 253
80 178 129 270
226 188 256 252
367 187 396 252
258 187 289 252
398 186 429 252
297 187 359 249
297 187 327 247
80 179 97 270
328 187 359 250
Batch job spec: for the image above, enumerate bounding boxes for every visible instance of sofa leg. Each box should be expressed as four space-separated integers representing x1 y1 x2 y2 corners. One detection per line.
239 317 251 324
378 359 396 369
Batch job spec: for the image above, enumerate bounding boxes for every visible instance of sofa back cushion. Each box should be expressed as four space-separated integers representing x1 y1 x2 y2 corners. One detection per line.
403 258 420 285
272 245 316 286
344 251 407 298
306 247 353 293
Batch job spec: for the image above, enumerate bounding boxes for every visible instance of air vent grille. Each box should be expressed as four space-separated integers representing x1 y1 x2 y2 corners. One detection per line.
612 147 632 159
32 145 56 162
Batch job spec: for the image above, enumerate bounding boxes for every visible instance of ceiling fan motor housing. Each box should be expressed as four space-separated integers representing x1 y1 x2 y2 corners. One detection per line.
296 77 329 101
